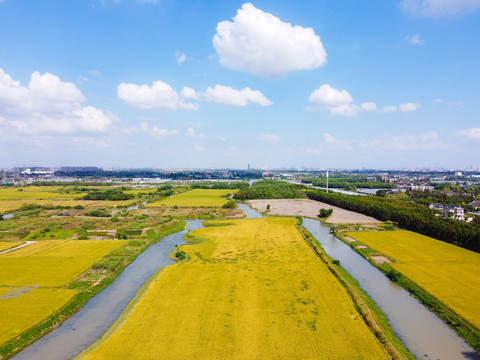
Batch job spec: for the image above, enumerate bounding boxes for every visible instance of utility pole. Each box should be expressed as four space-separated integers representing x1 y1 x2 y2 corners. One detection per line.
326 171 329 193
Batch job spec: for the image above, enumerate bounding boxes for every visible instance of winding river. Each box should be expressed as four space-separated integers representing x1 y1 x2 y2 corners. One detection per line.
11 203 480 360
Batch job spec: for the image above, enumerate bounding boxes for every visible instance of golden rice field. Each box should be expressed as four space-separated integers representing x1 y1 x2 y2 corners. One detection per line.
1 240 126 258
0 241 22 252
0 287 76 344
0 240 126 287
0 187 84 201
0 239 127 347
81 218 387 360
146 189 235 208
346 230 480 330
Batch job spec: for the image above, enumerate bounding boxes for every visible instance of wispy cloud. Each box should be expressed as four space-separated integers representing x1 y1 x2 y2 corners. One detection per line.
401 0 480 17
406 34 424 44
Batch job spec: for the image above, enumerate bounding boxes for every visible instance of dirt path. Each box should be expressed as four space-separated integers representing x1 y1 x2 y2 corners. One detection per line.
0 241 36 255
248 199 380 224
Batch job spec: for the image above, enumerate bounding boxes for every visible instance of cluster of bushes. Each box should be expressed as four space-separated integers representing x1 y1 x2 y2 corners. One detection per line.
83 209 111 217
318 208 333 218
82 189 134 201
222 200 236 209
234 180 304 200
307 189 480 253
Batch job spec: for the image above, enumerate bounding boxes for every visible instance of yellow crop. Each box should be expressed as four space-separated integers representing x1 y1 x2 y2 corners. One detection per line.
0 258 100 287
2 240 126 258
0 187 84 201
0 241 22 252
0 240 126 287
0 287 76 344
82 218 387 359
347 231 480 329
147 189 235 208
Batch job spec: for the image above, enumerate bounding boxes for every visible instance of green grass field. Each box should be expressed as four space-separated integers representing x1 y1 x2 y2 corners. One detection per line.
347 230 480 330
81 218 388 360
146 189 235 208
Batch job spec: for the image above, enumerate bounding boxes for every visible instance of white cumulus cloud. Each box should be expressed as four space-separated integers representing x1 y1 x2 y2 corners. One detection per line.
399 102 421 112
361 102 378 112
309 84 420 117
117 81 180 109
0 67 113 134
117 81 199 110
180 86 199 100
204 85 272 107
213 3 327 79
309 84 359 116
401 0 480 17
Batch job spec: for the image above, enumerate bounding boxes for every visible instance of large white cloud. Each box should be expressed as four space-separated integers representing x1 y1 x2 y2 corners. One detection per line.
213 3 327 79
401 0 480 17
0 68 113 133
117 81 199 110
204 85 272 107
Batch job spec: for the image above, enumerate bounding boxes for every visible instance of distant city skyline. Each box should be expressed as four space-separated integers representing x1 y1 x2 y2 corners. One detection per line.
1 1 479 169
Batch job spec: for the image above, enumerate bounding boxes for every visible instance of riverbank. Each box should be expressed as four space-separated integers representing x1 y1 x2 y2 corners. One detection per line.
296 219 412 360
336 229 480 354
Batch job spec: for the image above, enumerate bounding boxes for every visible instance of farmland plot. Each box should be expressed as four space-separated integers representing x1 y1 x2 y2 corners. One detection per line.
146 189 235 208
347 231 480 330
82 218 387 359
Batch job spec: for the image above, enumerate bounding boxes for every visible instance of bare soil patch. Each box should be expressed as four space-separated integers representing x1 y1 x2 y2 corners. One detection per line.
248 199 381 224
370 256 392 265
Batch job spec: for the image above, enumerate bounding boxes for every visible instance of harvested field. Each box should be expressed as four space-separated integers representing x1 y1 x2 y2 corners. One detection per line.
81 218 388 359
248 199 381 224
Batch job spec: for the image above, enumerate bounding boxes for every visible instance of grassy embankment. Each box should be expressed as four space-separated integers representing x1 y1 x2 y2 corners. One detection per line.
79 217 404 360
340 229 480 352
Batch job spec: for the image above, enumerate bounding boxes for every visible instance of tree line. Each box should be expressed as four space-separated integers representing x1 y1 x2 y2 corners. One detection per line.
306 189 480 253
233 180 304 200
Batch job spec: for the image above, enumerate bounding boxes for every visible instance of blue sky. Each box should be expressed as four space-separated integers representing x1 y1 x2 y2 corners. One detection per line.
0 0 479 169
